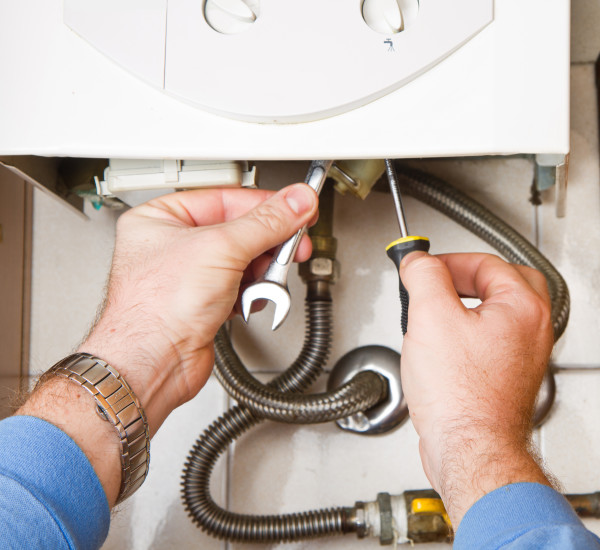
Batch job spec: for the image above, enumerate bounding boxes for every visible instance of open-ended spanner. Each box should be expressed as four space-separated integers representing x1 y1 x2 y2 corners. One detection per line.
241 160 334 330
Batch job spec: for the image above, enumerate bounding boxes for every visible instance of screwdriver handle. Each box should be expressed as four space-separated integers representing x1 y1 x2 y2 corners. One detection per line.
386 236 430 335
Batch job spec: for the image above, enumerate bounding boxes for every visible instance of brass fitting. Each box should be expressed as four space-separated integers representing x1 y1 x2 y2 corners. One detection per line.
299 181 339 300
329 159 386 200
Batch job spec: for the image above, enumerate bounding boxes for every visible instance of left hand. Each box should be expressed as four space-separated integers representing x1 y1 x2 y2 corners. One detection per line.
79 184 318 435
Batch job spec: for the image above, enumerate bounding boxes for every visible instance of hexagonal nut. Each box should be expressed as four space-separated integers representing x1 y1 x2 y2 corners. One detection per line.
309 257 335 277
299 257 340 283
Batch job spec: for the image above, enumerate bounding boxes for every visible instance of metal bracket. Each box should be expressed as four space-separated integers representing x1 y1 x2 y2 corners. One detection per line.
535 153 569 218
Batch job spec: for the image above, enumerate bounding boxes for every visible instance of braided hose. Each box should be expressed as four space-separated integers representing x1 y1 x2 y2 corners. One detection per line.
214 336 385 423
181 166 570 543
182 300 356 542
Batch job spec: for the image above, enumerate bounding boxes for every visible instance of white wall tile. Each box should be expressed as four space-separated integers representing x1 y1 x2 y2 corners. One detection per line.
541 371 600 492
407 157 537 242
540 64 600 364
29 190 118 375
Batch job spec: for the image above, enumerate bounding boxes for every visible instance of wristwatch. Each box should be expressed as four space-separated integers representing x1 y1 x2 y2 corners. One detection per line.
40 353 150 503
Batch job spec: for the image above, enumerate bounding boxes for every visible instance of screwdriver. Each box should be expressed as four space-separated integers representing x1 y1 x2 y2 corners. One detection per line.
384 160 430 335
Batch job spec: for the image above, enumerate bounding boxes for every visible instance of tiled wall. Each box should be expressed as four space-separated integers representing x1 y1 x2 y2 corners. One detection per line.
25 3 600 548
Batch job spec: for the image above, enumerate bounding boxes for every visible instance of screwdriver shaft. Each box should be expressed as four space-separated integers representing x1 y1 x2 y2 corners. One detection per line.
385 159 409 238
384 160 430 336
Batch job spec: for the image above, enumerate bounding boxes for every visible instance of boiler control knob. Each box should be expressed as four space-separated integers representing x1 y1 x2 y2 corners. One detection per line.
204 0 260 34
361 0 419 34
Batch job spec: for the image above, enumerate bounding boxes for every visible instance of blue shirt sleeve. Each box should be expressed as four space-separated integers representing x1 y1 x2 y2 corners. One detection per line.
0 415 110 550
455 482 600 549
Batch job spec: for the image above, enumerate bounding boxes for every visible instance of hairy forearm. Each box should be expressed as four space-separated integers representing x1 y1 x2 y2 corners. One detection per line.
16 377 122 506
422 429 553 526
14 316 180 509
77 311 182 437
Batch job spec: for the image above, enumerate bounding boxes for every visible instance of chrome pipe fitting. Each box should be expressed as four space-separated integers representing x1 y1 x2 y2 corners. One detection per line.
328 346 408 435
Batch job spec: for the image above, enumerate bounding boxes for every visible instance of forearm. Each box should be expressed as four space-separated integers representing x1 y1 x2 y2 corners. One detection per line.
16 377 122 507
422 430 552 526
15 320 198 509
16 320 180 509
77 310 194 437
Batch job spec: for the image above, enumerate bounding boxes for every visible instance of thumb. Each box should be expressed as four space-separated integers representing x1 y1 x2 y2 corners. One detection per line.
225 183 318 262
400 252 465 318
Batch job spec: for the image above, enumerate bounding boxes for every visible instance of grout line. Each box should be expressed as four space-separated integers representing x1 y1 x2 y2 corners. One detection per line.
21 181 33 386
570 60 600 67
553 364 600 371
224 321 234 517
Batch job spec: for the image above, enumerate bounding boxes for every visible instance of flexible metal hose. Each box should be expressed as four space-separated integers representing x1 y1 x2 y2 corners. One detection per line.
214 335 385 423
182 165 570 543
182 299 357 542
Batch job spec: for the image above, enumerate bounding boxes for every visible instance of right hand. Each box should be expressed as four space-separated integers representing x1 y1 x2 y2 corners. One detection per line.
399 252 555 527
79 184 318 437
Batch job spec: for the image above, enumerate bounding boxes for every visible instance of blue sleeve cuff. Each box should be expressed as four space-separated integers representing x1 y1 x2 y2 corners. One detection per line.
0 415 110 550
455 482 600 549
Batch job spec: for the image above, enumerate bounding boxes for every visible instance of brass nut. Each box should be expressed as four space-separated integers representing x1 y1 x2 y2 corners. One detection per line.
309 257 335 277
299 257 339 284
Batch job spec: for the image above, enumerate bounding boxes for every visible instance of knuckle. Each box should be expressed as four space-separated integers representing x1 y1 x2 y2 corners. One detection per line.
522 291 552 327
522 265 546 285
518 265 538 278
480 253 506 271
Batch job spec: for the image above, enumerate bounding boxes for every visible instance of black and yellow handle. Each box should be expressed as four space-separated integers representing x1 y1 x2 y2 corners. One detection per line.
386 236 430 335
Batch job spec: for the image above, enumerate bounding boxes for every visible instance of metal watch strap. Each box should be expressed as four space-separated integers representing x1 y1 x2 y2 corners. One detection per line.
41 352 150 503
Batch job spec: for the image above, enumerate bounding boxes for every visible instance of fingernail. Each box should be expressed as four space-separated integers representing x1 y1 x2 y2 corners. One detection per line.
285 185 314 215
401 250 428 268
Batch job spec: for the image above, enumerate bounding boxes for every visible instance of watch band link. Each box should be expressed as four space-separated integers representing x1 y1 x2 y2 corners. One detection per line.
41 353 150 503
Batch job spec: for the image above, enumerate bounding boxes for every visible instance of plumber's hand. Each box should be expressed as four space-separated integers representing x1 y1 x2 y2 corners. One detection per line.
399 252 554 527
78 185 317 435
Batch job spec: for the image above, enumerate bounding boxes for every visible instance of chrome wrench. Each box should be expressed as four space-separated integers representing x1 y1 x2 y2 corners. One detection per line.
241 160 333 330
